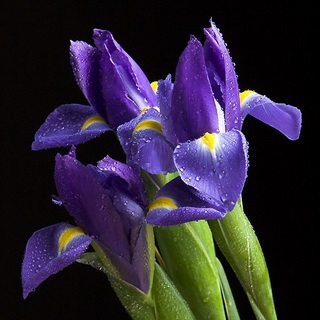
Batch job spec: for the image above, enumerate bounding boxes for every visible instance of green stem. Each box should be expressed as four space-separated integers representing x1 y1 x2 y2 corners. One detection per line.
209 199 277 320
154 221 226 320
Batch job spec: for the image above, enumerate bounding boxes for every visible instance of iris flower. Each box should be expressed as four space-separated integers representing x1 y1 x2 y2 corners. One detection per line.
32 29 157 150
22 147 153 298
22 18 303 320
134 19 301 226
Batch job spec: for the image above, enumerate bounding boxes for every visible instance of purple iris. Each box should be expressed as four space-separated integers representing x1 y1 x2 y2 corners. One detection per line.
32 29 157 150
145 19 302 226
22 147 151 298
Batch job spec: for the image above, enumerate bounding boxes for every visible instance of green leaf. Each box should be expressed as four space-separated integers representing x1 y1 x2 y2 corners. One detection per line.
155 220 226 320
216 258 240 320
152 263 196 320
106 271 156 320
209 199 277 320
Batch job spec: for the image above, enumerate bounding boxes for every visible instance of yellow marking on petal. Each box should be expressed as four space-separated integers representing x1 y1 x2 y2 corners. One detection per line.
201 132 216 151
81 115 106 131
58 227 85 253
148 197 178 211
150 81 158 93
140 106 150 114
133 119 162 134
240 90 255 104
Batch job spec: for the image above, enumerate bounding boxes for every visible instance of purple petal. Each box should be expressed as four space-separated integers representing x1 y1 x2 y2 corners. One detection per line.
157 75 179 147
172 36 219 142
240 91 302 140
117 108 175 174
97 155 147 207
136 137 175 174
131 223 153 292
88 162 146 243
22 223 91 298
93 29 157 108
97 241 142 290
91 29 157 128
147 177 226 226
204 19 241 131
32 104 111 150
173 130 248 212
116 115 139 167
54 152 131 262
69 41 107 118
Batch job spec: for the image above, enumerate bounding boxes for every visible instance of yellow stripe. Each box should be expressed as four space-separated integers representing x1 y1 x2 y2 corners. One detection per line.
58 227 85 253
81 115 106 131
201 132 216 151
239 90 255 104
140 106 150 114
150 81 158 93
133 119 162 134
148 197 178 211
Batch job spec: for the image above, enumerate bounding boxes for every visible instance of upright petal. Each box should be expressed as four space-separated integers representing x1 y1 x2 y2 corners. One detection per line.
131 223 155 293
204 19 241 131
22 223 91 298
97 155 148 207
96 155 153 292
92 29 157 128
157 75 179 146
93 29 157 107
90 158 146 251
69 41 107 119
32 104 110 150
240 90 302 140
171 36 220 142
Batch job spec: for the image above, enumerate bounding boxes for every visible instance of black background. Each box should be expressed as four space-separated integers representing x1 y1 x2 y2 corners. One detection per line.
1 1 314 319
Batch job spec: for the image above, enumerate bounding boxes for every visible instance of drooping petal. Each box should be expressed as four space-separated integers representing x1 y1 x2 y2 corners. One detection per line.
204 19 241 131
171 35 220 142
32 104 110 150
22 223 91 298
117 108 175 174
54 151 131 262
173 130 248 212
240 90 302 140
69 41 107 119
147 177 226 226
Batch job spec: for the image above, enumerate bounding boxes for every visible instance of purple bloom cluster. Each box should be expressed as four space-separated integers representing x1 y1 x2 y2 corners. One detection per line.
22 19 301 298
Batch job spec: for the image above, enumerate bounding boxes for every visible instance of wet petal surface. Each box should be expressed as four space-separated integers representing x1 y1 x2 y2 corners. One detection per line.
147 177 226 226
22 223 91 298
240 91 302 140
32 104 110 150
174 130 249 212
